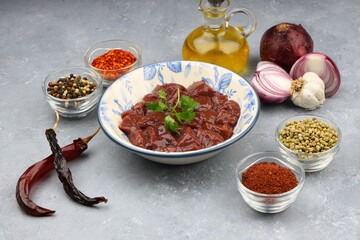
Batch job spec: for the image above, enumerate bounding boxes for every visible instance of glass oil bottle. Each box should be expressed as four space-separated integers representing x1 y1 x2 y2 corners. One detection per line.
182 0 257 73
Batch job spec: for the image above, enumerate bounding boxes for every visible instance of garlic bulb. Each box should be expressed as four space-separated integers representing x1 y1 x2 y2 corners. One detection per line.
291 72 325 110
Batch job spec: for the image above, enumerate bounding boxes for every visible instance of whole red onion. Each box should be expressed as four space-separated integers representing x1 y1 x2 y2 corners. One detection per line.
260 23 314 72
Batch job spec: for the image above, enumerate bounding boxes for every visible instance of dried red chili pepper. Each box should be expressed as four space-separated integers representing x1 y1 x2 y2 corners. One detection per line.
91 49 137 80
44 113 107 207
16 130 99 216
241 162 298 194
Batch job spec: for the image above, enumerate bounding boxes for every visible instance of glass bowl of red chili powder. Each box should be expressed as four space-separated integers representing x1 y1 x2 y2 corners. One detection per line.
84 40 142 87
236 152 305 213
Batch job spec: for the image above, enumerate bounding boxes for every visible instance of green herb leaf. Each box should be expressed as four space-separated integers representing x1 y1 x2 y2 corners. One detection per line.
164 115 180 134
181 95 200 113
175 112 196 123
158 90 167 101
145 101 168 112
144 88 199 134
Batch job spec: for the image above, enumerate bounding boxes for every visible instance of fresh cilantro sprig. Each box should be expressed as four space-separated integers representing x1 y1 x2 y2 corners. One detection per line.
145 88 199 134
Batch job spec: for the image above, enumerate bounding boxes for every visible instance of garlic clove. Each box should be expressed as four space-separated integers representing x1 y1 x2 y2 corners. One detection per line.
291 72 325 110
292 88 324 110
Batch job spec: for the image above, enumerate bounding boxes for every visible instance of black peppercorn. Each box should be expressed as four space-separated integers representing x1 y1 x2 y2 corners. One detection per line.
47 74 96 99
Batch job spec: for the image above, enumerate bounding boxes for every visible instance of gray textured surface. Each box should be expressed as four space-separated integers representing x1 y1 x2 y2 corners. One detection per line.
1 0 359 239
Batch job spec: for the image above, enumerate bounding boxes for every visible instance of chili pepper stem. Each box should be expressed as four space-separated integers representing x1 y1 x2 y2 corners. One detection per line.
52 111 60 131
81 127 101 144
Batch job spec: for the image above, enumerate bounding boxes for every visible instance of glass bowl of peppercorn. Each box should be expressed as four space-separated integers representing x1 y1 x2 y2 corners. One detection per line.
276 115 342 172
236 151 305 213
42 67 103 118
84 40 142 87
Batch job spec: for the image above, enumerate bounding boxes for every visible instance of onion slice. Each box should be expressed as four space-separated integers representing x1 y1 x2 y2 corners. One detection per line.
251 61 293 103
290 53 341 97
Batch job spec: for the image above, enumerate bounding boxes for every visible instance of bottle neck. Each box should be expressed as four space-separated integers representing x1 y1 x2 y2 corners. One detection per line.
203 10 227 31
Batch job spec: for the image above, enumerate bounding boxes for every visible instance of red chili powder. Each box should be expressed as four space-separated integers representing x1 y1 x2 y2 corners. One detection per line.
241 162 298 194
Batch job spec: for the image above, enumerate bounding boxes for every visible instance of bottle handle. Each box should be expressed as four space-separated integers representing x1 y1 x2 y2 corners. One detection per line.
225 8 257 38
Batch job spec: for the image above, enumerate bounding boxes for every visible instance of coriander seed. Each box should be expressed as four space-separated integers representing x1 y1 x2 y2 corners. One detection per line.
279 117 339 154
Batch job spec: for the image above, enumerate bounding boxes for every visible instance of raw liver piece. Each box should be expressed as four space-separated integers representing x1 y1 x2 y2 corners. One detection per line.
121 102 147 118
193 96 213 112
139 112 166 128
160 131 178 146
215 109 239 126
212 95 228 111
119 113 146 134
144 126 158 138
142 93 161 103
220 100 241 118
121 109 133 119
196 129 224 148
145 127 176 150
128 129 146 148
177 127 202 151
131 102 147 115
187 81 219 97
195 110 218 125
153 83 187 97
203 122 233 140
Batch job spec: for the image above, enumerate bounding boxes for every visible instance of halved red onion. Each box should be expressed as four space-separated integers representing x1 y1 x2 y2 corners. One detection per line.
290 53 341 97
251 61 293 103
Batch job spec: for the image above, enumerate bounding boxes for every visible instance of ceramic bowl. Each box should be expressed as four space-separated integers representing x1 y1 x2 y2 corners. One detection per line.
236 152 305 213
84 40 142 87
42 67 103 118
98 60 260 164
276 115 341 172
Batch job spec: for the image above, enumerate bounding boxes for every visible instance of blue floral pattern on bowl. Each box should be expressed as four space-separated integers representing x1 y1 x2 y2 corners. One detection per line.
98 61 260 164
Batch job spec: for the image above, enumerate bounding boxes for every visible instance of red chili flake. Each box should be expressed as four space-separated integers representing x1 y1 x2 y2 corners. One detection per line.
91 49 137 81
241 162 298 194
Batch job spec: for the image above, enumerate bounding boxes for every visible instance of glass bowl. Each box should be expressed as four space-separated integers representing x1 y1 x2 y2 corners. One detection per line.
84 40 142 87
236 152 305 213
276 115 341 172
42 67 103 118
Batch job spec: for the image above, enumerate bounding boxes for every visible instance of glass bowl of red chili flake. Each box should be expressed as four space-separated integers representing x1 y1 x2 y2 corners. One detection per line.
42 67 103 118
236 152 305 213
84 40 142 87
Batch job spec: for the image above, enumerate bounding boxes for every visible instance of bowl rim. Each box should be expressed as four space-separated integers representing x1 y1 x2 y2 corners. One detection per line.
97 60 260 158
42 66 103 102
275 114 342 157
84 39 142 72
236 151 306 197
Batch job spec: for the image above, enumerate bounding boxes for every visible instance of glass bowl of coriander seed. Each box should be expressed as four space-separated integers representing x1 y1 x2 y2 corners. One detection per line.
42 67 103 118
276 115 342 172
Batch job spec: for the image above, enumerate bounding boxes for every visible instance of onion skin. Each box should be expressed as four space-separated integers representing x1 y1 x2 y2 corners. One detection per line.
260 23 314 72
290 53 341 97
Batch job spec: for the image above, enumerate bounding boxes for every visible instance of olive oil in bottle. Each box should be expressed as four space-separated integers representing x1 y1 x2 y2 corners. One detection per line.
182 0 256 73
